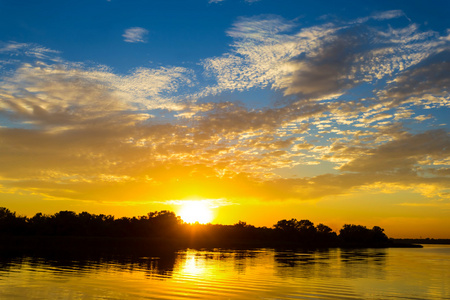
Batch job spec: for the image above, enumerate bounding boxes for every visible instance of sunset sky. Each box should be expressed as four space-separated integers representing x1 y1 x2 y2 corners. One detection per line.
1 0 449 238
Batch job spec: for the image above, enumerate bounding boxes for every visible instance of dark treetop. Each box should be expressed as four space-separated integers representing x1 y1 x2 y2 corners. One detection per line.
0 207 419 252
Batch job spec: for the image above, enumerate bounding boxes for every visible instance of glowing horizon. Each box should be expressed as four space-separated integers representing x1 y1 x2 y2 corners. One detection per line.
177 200 215 224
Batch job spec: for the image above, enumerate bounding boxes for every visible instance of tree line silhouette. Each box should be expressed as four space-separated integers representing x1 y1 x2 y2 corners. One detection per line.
0 207 401 250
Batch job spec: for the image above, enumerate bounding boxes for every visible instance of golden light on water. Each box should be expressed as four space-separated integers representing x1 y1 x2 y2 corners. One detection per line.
177 201 214 224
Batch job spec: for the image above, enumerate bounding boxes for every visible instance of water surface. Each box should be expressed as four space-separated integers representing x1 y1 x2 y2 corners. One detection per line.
0 245 448 299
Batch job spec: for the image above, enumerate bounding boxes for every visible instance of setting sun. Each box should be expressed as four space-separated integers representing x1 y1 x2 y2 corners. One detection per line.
178 201 214 224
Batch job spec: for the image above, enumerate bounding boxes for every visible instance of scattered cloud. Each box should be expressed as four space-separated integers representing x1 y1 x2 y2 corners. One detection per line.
0 42 60 60
379 50 450 107
0 61 195 114
200 12 442 103
1 11 449 205
0 42 28 53
339 129 450 173
122 27 149 43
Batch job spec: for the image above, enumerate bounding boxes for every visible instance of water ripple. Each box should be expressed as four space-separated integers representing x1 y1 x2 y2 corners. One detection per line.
0 246 448 299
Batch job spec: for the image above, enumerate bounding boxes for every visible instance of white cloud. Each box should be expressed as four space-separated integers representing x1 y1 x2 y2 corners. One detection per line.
198 12 445 106
122 27 149 43
200 16 333 96
1 11 450 203
441 29 450 41
0 60 195 114
0 42 28 53
355 10 407 23
372 10 405 20
0 42 60 60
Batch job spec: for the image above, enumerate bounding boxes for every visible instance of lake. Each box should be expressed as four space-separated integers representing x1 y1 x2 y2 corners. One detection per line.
0 245 448 299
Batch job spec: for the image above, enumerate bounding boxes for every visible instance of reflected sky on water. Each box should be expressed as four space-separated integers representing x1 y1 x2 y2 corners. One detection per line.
0 245 448 299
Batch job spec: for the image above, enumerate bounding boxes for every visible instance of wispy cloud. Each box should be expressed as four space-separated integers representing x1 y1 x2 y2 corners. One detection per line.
0 61 194 114
0 11 449 205
0 41 60 60
379 50 450 107
355 10 408 23
0 42 28 53
199 12 441 102
122 27 149 43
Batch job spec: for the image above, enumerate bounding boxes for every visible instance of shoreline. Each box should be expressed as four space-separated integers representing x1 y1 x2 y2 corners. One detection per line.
0 236 423 254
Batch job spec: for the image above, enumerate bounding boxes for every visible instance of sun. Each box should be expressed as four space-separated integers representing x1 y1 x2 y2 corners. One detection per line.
178 201 214 224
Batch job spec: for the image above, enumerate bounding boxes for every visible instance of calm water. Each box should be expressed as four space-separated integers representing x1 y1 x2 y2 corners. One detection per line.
0 245 449 299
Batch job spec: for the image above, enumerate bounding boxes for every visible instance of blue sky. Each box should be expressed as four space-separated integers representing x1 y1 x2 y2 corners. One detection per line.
0 0 449 236
3 0 448 72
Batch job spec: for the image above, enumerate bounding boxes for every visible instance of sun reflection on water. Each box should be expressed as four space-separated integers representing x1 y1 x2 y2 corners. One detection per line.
179 251 208 277
0 247 449 299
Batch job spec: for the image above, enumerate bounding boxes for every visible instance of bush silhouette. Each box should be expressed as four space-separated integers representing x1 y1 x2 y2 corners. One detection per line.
0 207 392 249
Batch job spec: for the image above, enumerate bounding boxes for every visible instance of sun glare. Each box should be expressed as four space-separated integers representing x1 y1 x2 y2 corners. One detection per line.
178 201 213 224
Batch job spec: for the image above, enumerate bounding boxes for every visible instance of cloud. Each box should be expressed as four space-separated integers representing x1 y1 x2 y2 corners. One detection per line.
0 42 60 60
0 42 28 53
339 129 450 173
355 10 407 23
1 11 450 205
371 10 406 20
122 27 149 43
201 16 334 96
282 30 363 100
200 13 442 104
379 50 450 107
0 61 194 114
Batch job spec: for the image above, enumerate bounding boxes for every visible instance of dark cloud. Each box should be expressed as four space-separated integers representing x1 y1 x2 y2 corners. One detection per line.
283 29 366 100
1 18 449 205
340 129 450 173
381 50 450 106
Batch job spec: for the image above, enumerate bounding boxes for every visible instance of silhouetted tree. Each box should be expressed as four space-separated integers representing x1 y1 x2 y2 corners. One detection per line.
0 207 27 235
339 224 389 246
316 223 332 234
273 218 317 243
51 211 80 235
371 226 389 243
315 223 337 245
146 210 181 237
274 218 299 232
0 207 14 220
29 212 51 235
0 206 396 249
297 220 316 236
234 221 248 228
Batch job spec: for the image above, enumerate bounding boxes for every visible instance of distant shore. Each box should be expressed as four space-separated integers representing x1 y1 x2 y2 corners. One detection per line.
392 238 450 245
0 207 429 254
0 235 423 256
